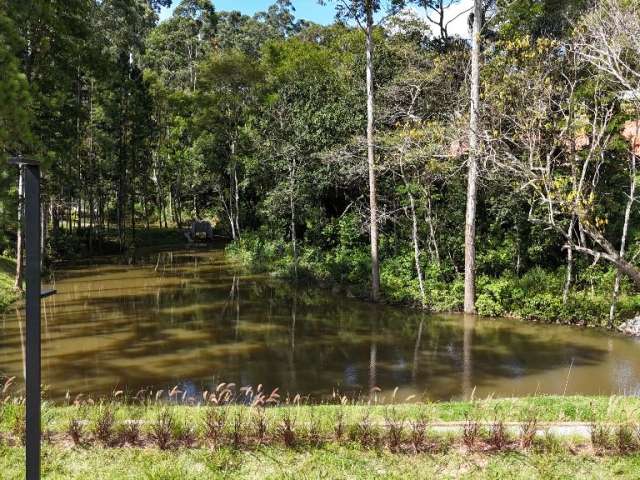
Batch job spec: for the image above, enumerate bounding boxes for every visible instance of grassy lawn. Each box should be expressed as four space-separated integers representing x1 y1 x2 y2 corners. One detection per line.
1 444 640 479
2 396 640 478
0 256 19 313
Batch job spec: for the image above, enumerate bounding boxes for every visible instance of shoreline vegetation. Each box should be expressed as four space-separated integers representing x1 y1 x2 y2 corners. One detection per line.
2 388 640 479
226 235 640 331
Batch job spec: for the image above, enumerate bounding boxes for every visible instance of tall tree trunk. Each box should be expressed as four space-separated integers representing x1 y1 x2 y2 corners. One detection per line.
425 192 440 266
51 201 59 235
609 153 636 327
409 192 427 308
289 160 298 278
130 185 136 247
223 191 236 240
563 240 574 304
563 215 577 304
365 2 380 301
89 195 94 254
14 166 24 291
88 79 95 253
77 197 82 233
233 157 241 240
168 188 174 227
144 197 150 230
227 173 236 240
174 181 183 228
464 0 482 314
41 198 47 271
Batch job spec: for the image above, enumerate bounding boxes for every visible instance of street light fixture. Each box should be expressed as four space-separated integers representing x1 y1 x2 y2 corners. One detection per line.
8 155 56 480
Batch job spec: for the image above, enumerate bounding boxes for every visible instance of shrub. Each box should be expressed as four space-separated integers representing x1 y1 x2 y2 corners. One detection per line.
149 410 174 450
519 417 538 449
230 411 244 449
476 293 505 317
173 419 197 448
117 420 141 446
203 407 227 446
67 419 84 446
520 293 564 322
591 423 612 453
488 420 509 450
350 413 380 449
463 418 480 449
384 408 405 452
252 408 269 444
409 414 429 453
93 407 115 446
616 423 637 454
278 410 296 448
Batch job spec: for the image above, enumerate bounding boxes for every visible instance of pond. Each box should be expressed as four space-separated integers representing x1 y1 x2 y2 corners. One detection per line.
1 247 640 402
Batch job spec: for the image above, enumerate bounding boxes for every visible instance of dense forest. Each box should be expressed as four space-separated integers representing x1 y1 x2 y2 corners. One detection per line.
1 0 639 327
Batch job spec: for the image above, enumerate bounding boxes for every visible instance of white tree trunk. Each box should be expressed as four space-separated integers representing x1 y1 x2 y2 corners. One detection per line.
609 153 636 326
409 193 427 308
365 2 380 301
563 216 577 304
289 160 298 278
426 194 440 266
233 157 241 240
464 0 482 314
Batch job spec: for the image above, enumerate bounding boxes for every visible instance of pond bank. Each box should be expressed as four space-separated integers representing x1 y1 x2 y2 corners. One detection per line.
226 235 640 332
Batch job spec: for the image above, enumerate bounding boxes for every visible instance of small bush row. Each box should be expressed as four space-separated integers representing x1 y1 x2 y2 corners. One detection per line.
4 404 640 456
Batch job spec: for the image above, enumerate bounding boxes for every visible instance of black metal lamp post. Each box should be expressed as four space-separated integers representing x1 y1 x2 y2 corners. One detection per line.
8 155 55 480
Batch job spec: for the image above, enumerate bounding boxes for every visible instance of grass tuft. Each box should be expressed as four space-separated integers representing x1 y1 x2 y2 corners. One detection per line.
488 420 509 451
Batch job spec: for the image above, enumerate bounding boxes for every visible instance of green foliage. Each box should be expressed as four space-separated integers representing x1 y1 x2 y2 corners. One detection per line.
472 267 638 326
0 256 19 311
0 3 31 153
1 0 638 332
231 228 637 327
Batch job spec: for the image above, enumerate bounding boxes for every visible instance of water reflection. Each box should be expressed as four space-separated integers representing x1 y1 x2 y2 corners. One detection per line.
463 314 475 399
1 247 640 401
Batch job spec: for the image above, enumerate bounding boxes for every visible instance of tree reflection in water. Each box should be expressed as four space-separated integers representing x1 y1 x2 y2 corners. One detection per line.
1 248 640 401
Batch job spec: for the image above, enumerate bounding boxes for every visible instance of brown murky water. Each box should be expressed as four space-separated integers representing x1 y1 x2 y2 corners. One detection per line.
1 247 639 401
